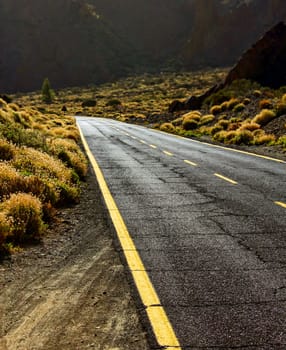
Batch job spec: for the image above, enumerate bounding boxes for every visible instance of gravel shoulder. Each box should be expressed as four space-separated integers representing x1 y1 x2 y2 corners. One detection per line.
0 165 150 350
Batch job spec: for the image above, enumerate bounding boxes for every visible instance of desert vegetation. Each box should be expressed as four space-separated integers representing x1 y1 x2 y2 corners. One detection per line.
13 69 286 153
0 98 87 253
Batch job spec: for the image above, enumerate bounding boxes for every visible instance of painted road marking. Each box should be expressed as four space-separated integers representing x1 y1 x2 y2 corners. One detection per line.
163 150 173 156
275 201 286 209
214 173 238 185
184 159 198 167
153 128 286 164
131 136 137 140
150 144 157 149
140 139 147 144
77 124 181 349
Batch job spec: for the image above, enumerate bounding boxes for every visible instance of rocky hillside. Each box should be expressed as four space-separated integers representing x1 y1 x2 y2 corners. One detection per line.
0 0 138 92
1 0 286 92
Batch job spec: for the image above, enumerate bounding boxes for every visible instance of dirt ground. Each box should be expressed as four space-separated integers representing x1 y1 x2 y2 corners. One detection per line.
0 165 150 350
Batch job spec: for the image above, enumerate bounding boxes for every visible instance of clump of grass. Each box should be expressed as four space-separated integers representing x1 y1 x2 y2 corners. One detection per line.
48 138 88 179
233 103 245 112
0 212 11 249
182 111 201 130
199 114 215 125
217 119 230 130
275 102 286 117
232 130 254 144
0 163 25 200
252 109 276 126
106 99 122 107
227 98 240 110
277 135 286 147
239 122 260 131
210 105 222 115
0 138 15 160
259 99 273 110
160 123 175 133
253 134 276 145
253 90 262 97
2 193 44 242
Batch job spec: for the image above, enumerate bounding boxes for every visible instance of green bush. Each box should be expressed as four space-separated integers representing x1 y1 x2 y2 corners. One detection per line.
41 78 54 104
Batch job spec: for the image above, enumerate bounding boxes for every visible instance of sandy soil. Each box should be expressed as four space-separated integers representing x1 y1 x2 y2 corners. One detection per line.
0 166 150 350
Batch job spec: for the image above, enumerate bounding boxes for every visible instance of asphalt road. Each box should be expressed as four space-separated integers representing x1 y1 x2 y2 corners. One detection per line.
77 117 286 349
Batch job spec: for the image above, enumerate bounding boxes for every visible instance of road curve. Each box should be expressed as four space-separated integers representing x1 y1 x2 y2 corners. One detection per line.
77 117 286 349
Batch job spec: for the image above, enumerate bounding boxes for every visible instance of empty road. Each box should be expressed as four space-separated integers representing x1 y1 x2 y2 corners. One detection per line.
77 117 286 349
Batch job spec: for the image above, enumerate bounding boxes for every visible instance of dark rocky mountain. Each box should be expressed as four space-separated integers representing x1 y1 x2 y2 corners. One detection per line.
1 0 286 92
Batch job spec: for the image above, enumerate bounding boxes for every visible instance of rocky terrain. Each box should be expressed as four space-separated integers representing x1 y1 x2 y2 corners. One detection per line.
1 0 286 92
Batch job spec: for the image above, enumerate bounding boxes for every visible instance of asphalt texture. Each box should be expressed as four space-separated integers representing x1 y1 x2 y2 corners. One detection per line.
77 117 286 349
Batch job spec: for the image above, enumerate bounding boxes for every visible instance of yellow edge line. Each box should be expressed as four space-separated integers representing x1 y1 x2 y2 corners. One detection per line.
214 173 237 185
163 150 173 156
153 128 286 164
275 201 286 209
184 159 198 167
77 124 181 349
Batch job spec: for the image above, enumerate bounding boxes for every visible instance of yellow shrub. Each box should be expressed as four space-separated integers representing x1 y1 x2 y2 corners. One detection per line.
239 122 261 131
48 138 88 179
259 99 273 110
0 212 11 248
160 123 175 133
252 109 276 126
0 163 25 200
200 114 215 125
0 139 15 160
210 105 222 115
254 134 276 145
2 193 44 242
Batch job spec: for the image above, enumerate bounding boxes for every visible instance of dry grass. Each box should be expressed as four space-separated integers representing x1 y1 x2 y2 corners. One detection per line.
160 123 175 133
2 193 43 242
0 99 87 250
252 109 276 126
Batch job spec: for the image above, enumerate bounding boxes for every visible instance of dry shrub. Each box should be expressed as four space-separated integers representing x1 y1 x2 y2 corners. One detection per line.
8 103 20 111
0 139 15 160
210 124 223 135
0 212 11 248
232 130 254 144
233 103 245 112
254 134 276 145
282 94 286 104
252 109 276 126
276 102 286 117
160 123 175 133
259 99 273 110
12 147 80 204
217 119 230 130
200 114 215 125
228 122 242 131
0 163 25 200
239 122 260 132
278 135 286 147
2 193 44 242
182 113 201 130
227 98 240 110
210 105 222 115
213 130 238 143
253 90 262 97
243 98 251 105
0 98 8 108
48 138 87 179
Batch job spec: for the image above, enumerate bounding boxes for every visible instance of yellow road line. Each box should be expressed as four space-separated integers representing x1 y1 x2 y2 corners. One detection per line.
131 136 137 140
140 139 147 144
214 173 238 185
184 159 198 167
275 201 286 209
150 144 157 149
77 124 181 349
163 150 173 156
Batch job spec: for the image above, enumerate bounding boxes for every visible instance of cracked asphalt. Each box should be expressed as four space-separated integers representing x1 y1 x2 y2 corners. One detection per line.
77 117 286 349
